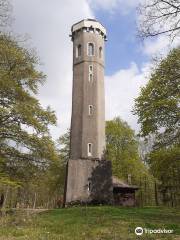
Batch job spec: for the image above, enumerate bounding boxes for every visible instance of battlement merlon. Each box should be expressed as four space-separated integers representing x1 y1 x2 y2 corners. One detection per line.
70 19 107 41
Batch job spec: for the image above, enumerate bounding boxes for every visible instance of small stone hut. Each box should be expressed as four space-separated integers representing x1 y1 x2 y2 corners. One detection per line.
112 176 139 206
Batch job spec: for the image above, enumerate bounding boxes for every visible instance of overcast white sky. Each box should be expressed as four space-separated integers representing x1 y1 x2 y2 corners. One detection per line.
11 0 178 139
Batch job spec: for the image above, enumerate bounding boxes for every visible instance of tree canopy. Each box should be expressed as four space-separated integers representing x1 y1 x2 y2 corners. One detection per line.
0 0 65 209
57 129 70 165
134 47 180 148
134 47 180 206
147 146 180 206
105 117 149 183
0 34 58 185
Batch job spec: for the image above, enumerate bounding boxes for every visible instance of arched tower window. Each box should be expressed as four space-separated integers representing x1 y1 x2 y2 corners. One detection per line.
99 47 103 58
76 44 81 57
88 105 93 115
88 43 94 56
89 65 93 73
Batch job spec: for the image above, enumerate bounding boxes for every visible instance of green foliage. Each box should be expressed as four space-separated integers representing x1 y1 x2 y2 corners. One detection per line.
0 173 20 187
57 129 70 164
106 117 148 183
0 2 64 208
134 47 180 206
148 146 180 206
134 48 180 148
45 157 66 196
0 34 58 186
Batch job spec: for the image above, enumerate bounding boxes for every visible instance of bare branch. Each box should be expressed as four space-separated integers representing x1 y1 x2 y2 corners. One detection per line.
137 0 180 40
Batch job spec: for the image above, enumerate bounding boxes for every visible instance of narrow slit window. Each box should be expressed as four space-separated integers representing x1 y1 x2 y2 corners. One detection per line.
87 181 91 191
99 47 102 58
89 73 93 82
88 105 93 115
76 44 81 57
88 43 94 56
88 143 92 157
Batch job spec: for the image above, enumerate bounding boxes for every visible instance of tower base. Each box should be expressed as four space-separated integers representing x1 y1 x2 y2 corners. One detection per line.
64 159 113 206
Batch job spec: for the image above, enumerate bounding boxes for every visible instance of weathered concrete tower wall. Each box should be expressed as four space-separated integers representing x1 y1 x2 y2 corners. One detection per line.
70 19 106 160
64 19 113 205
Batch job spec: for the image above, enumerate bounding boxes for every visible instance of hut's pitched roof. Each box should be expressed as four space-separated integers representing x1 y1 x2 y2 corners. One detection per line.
112 176 139 190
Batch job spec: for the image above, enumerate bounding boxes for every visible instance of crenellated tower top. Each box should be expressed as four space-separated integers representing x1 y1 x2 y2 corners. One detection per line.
70 19 107 41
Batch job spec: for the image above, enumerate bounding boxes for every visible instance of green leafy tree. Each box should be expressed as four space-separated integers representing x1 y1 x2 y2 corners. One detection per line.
106 117 148 183
134 48 180 148
0 1 64 209
106 117 155 205
0 34 58 185
134 47 180 206
148 146 180 206
57 129 70 164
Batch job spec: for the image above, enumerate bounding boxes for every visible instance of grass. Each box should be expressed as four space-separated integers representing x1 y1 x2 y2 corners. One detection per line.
0 206 180 240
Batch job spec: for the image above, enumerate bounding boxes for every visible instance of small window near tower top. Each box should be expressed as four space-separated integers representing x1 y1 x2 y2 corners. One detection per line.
95 29 99 34
76 44 81 58
88 105 93 115
89 65 93 73
99 47 103 58
88 43 94 56
87 143 92 157
89 73 93 82
89 27 94 33
83 27 87 32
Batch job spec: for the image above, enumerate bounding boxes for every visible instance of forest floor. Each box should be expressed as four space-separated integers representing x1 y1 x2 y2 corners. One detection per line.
0 206 180 240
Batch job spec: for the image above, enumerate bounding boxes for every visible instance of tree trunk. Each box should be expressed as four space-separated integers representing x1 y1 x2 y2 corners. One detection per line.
144 176 147 205
154 180 159 206
2 187 9 209
170 189 174 207
140 177 143 206
33 192 37 209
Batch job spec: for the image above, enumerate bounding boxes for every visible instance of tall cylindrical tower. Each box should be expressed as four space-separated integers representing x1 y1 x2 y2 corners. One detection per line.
64 19 112 205
70 19 107 160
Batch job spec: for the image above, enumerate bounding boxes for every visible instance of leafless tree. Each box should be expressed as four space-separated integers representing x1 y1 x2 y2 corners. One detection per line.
137 0 180 40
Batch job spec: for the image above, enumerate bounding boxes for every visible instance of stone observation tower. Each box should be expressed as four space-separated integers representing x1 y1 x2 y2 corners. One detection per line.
64 19 113 205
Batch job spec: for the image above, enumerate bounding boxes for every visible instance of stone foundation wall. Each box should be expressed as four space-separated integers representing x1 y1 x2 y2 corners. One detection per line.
64 159 113 205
